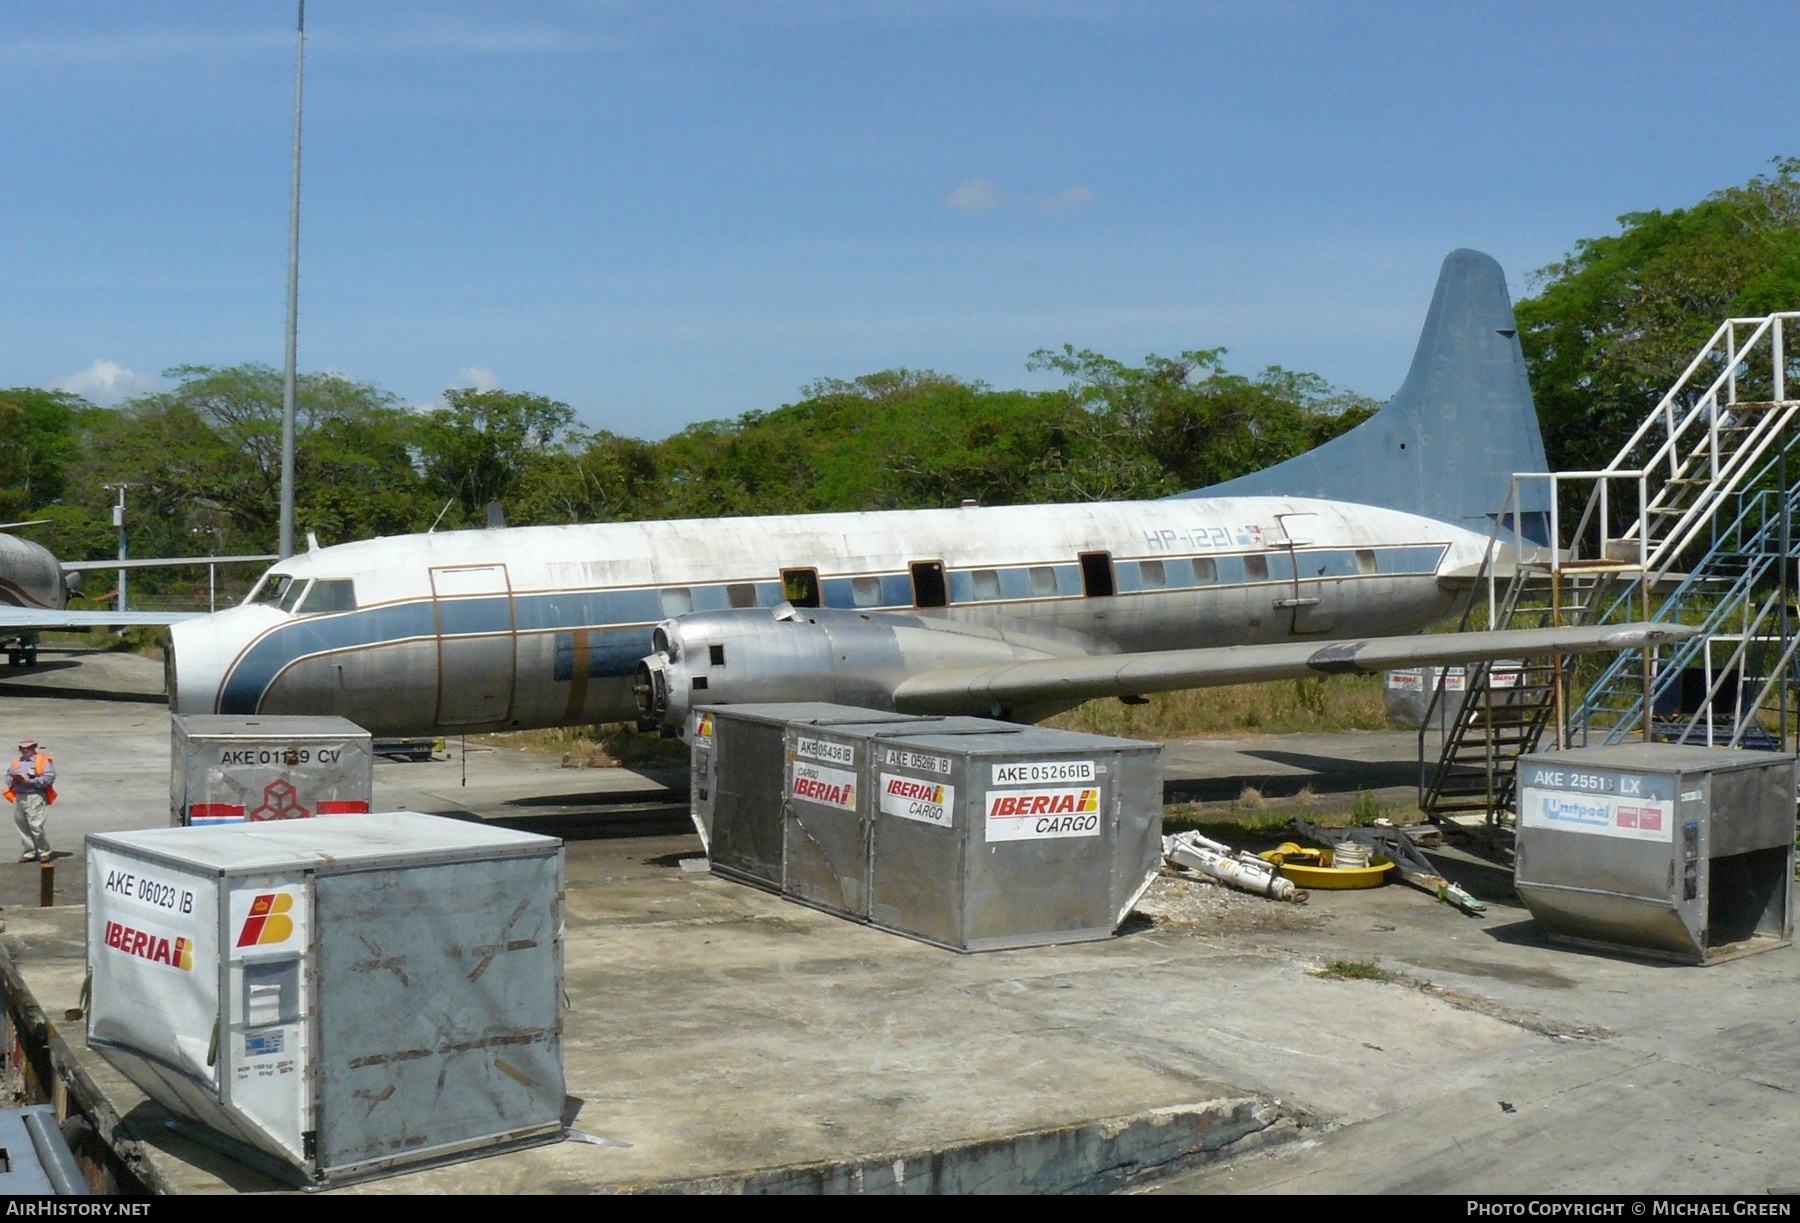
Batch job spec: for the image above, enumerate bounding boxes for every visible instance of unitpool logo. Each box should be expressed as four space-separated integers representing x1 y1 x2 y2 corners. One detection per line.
237 893 296 946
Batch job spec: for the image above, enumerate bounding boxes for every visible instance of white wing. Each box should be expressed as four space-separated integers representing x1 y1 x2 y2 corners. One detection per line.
0 608 198 631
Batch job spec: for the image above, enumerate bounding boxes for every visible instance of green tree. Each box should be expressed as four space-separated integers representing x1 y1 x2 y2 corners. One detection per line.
418 388 577 523
1518 156 1800 471
1025 345 1377 492
0 387 91 519
49 365 427 579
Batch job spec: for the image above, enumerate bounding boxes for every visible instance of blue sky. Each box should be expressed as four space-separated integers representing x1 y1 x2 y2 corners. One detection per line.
2 1 1795 437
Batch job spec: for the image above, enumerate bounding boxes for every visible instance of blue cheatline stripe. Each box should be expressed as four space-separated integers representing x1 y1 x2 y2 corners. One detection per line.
220 586 689 713
220 600 437 713
553 628 657 681
515 588 662 632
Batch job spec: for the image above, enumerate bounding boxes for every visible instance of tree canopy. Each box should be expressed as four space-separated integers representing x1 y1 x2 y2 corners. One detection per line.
1518 156 1800 471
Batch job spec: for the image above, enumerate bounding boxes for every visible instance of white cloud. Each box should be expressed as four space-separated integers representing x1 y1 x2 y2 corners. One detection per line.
945 178 1004 212
53 359 160 406
1028 185 1094 214
454 366 501 391
947 180 1094 215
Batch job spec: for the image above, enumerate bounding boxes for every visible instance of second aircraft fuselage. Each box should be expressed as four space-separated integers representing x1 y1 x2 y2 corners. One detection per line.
166 496 1491 737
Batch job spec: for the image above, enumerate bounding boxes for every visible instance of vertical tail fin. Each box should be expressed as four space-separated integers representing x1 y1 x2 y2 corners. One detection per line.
1176 249 1549 537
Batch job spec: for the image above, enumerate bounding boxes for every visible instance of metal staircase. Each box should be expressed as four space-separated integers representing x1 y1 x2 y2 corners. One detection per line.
1419 311 1800 827
1572 466 1800 747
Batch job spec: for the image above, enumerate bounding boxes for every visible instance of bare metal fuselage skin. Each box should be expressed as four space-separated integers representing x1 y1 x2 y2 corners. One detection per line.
167 496 1490 737
0 533 66 657
0 534 65 613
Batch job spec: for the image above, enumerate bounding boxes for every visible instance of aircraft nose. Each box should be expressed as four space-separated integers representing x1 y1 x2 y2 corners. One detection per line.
165 607 269 717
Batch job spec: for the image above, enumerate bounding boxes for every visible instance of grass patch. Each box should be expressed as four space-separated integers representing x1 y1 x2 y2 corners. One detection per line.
1348 790 1385 827
1048 673 1387 739
41 627 166 660
1162 804 1295 843
1316 959 1396 982
477 723 690 769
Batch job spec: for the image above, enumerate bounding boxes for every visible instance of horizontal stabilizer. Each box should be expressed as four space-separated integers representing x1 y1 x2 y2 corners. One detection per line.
891 622 1696 715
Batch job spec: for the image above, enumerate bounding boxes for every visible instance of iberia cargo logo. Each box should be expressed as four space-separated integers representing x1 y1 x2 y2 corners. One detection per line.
879 773 954 828
984 787 1103 842
885 776 946 805
237 893 296 946
791 761 857 811
103 920 194 971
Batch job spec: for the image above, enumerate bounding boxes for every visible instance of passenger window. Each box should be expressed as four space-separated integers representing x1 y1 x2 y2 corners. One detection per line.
971 569 1001 601
278 580 311 614
1243 555 1270 582
910 561 948 609
297 579 357 615
1355 549 1379 575
1138 560 1166 589
781 568 821 608
726 583 758 609
1028 567 1058 597
851 576 882 607
1192 557 1218 584
660 587 695 616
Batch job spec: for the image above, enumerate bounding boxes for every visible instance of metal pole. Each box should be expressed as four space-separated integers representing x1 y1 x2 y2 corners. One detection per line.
1552 571 1566 750
1782 441 1790 752
105 484 129 613
1642 579 1653 742
278 0 306 560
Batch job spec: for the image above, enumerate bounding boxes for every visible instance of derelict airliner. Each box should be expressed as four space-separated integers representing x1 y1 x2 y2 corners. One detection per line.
164 250 1687 736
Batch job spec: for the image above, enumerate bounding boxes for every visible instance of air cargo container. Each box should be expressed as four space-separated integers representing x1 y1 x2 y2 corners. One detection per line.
171 715 373 827
1515 744 1794 964
86 812 565 1186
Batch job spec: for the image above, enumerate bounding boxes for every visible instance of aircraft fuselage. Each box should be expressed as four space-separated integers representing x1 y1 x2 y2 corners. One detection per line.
168 496 1490 737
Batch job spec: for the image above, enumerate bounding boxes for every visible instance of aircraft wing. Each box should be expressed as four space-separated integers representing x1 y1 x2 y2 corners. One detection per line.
0 608 198 630
890 622 1697 715
60 554 276 573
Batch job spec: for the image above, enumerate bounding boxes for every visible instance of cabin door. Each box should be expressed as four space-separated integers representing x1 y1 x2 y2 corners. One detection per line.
1274 514 1335 634
431 563 517 726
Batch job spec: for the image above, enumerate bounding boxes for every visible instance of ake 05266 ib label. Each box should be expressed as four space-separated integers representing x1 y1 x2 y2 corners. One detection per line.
991 760 1096 786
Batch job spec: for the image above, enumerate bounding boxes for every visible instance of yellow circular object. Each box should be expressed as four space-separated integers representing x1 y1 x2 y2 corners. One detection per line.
1257 843 1394 890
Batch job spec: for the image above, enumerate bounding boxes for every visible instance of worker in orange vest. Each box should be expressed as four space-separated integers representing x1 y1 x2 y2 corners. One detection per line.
5 738 56 863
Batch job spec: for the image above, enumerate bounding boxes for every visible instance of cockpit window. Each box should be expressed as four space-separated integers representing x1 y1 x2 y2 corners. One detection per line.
278 579 312 614
251 574 295 606
298 579 357 615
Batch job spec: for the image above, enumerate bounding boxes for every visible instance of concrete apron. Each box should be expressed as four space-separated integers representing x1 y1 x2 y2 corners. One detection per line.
0 891 1312 1195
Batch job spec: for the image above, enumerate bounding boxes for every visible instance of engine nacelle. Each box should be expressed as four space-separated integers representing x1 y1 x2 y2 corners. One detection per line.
633 604 1065 732
634 606 905 731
